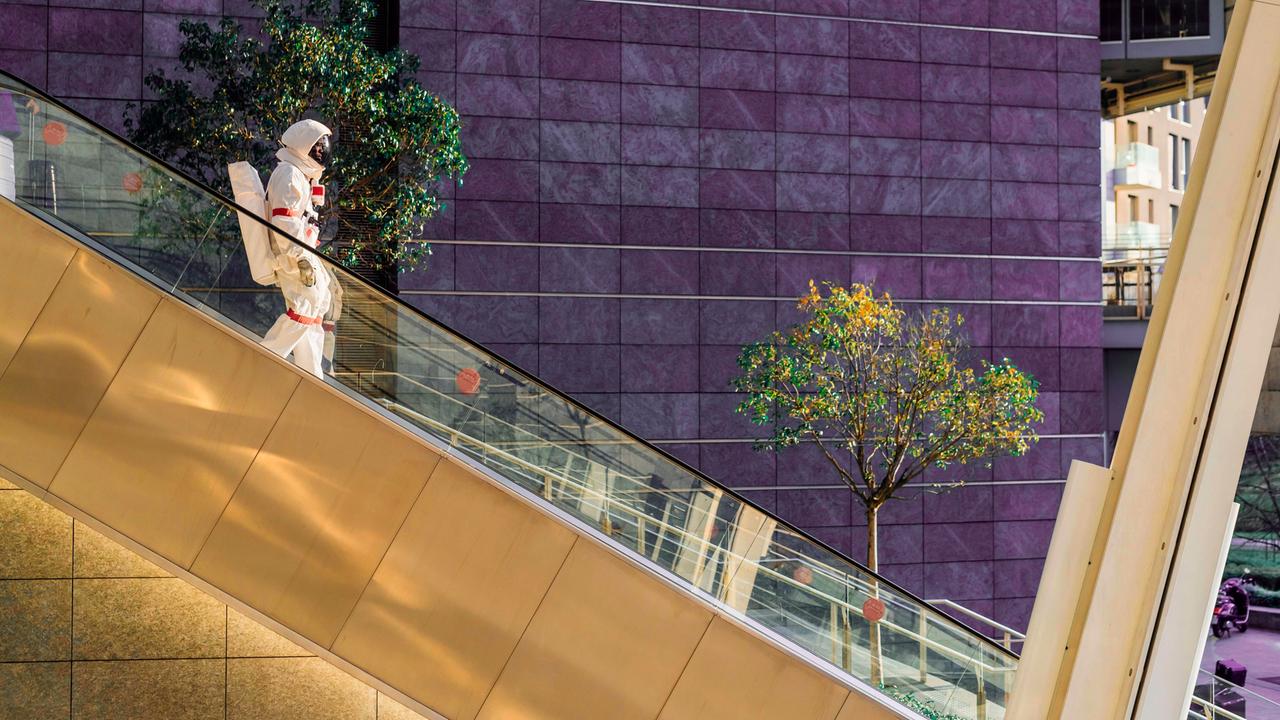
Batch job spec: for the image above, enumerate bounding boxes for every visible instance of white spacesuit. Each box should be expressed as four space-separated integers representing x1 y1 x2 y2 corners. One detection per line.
259 119 338 378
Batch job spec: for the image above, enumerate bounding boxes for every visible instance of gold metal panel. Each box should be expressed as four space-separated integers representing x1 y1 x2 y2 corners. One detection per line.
0 661 71 718
227 657 375 720
49 300 300 566
72 578 226 660
73 521 170 579
192 383 439 647
834 689 894 720
0 491 71 579
657 617 849 720
0 201 77 376
476 542 713 720
72 659 224 720
0 580 71 661
0 250 158 488
228 608 311 658
332 458 577 720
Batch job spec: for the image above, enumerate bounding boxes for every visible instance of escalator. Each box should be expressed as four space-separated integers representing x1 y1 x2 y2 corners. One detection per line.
0 70 1017 720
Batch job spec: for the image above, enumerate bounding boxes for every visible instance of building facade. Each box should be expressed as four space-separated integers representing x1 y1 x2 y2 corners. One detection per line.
0 0 1105 632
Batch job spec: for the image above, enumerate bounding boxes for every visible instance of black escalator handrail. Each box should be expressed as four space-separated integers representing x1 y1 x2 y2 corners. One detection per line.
0 67 1019 662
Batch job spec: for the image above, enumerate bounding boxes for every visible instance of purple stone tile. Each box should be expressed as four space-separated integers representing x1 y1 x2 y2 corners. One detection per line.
656 442 700 468
1058 146 1097 185
878 492 923 525
992 259 1057 300
990 33 1056 70
778 93 849 135
68 97 130 136
145 0 222 12
541 0 619 40
871 522 918 564
699 129 775 171
700 168 775 210
850 98 920 139
700 10 774 51
701 48 775 92
457 32 537 76
851 137 921 177
994 439 1061 480
701 442 776 486
544 78 621 122
923 486 993 523
451 295 542 343
575 393 622 424
458 0 538 34
779 488 854 528
622 166 699 208
622 5 698 46
458 74 539 117
1060 391 1102 433
700 251 775 296
400 243 453 291
621 392 700 437
700 300 776 343
0 49 45 85
540 120 620 163
922 217 991 253
1059 221 1100 257
936 303 991 345
850 255 922 298
849 21 919 61
540 298 621 343
621 250 698 294
540 246 620 293
622 206 699 246
920 0 987 25
992 68 1057 108
401 27 456 73
700 209 775 248
1058 109 1099 147
142 13 194 59
850 176 921 215
850 214 921 252
622 298 699 344
623 125 698 167
622 83 696 126
1059 184 1099 222
992 218 1058 255
992 144 1057 183
920 27 989 66
540 162 620 205
1058 0 1099 35
773 441 851 487
778 54 849 96
778 0 848 11
850 60 921 100
538 344 620 392
1058 37 1100 73
1034 392 1061 435
1059 347 1102 391
50 8 140 55
402 1 454 29
922 64 990 104
487 343 540 375
418 70 456 104
777 252 851 296
992 181 1057 220
1060 260 1100 301
921 140 987 180
995 598 1035 632
923 102 990 142
420 201 456 240
458 116 537 159
922 178 991 218
777 132 849 174
993 305 1058 346
456 200 538 243
993 483 1063 521
48 52 140 99
541 37 620 81
778 172 848 213
995 346 1059 390
778 16 849 57
994 558 1045 598
457 158 539 202
539 203 619 245
700 344 744 393
455 244 538 291
992 106 1057 145
622 43 698 86
849 0 918 21
991 0 1055 31
700 393 766 441
994 520 1054 560
923 257 991 299
924 522 994 562
924 560 993 600
1061 437 1104 473
700 88 775 131
1058 72 1097 111
778 212 849 250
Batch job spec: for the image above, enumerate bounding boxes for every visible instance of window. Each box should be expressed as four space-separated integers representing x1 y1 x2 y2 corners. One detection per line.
1170 134 1181 190
1169 104 1178 119
1182 137 1192 188
1147 126 1154 145
1182 100 1191 123
1148 198 1155 222
1171 204 1180 230
1128 194 1139 221
1127 120 1138 144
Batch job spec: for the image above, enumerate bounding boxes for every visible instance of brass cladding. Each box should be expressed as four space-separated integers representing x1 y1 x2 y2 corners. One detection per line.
0 205 76 376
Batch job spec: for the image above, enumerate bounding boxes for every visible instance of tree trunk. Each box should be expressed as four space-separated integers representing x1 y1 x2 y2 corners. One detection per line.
866 503 883 686
866 504 879 572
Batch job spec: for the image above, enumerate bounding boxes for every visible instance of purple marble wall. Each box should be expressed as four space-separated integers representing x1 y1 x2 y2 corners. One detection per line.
0 0 1106 631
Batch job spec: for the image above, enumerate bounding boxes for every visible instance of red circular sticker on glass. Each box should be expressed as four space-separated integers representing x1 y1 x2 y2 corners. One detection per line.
43 121 67 147
122 172 143 194
863 597 886 623
455 367 481 395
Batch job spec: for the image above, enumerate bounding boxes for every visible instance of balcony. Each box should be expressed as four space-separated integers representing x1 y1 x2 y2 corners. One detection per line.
1112 143 1163 190
1103 245 1168 322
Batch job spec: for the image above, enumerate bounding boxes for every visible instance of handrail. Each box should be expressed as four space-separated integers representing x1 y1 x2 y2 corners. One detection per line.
926 599 1026 650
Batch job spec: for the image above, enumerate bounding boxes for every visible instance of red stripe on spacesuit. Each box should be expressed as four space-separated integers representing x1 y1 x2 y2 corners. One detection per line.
272 208 299 218
286 309 323 325
311 186 324 196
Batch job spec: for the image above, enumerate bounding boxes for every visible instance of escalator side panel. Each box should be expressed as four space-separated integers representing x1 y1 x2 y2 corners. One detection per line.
47 300 301 567
0 247 158 487
0 207 76 376
190 381 442 647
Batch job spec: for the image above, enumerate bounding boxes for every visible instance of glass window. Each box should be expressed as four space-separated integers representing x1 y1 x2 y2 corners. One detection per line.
1102 0 1123 41
1148 198 1155 222
1171 204 1180 230
1129 0 1211 39
1170 134 1181 190
1169 104 1178 119
1182 137 1192 188
1129 194 1139 220
1182 100 1191 123
1127 120 1139 143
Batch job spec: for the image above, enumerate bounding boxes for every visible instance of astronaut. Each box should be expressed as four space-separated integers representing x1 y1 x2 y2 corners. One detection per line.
259 119 337 378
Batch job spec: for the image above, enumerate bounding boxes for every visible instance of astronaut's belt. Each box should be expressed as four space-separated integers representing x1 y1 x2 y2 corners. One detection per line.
272 208 299 217
286 309 324 325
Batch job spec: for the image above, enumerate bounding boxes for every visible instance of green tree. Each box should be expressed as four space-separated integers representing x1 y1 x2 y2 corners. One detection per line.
125 0 467 271
734 282 1044 572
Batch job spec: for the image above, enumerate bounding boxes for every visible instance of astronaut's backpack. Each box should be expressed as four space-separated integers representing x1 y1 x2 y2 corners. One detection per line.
227 161 278 286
